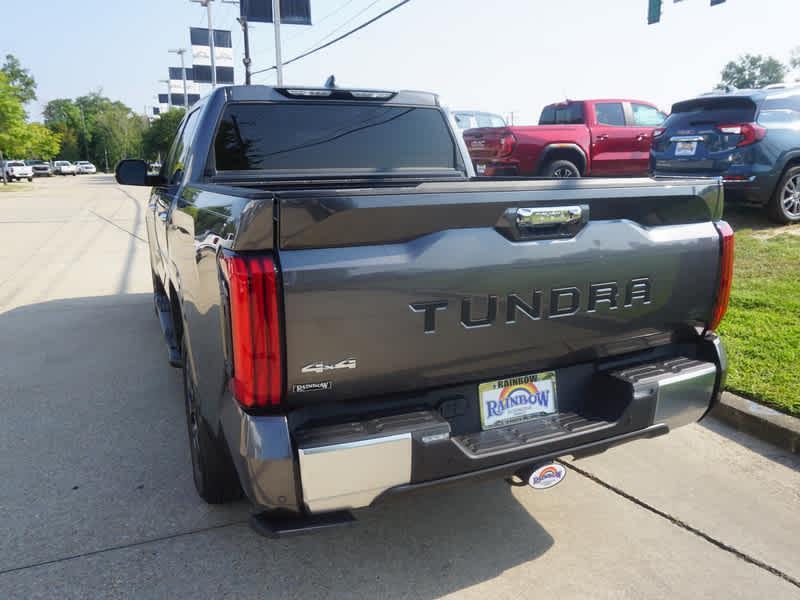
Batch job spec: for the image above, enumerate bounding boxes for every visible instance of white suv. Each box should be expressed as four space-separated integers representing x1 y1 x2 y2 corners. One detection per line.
76 161 97 174
53 161 77 176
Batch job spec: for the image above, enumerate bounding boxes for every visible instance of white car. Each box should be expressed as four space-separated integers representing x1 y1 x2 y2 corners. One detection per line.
4 160 34 182
76 161 97 174
53 161 77 176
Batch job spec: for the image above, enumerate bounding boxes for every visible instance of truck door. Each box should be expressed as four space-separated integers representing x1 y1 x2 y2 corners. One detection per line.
628 102 667 175
590 102 636 176
151 110 201 285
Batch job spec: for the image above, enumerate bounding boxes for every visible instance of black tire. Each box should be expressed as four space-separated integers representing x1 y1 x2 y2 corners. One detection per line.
182 339 242 504
768 165 800 224
27 177 33 182
542 159 581 179
72 172 76 176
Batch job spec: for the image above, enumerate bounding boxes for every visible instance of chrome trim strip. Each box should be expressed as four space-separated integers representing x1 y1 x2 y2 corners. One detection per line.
299 433 411 455
670 135 705 142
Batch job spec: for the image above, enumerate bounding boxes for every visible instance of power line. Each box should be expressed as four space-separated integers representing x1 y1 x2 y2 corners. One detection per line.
283 0 359 42
251 0 411 77
312 0 385 45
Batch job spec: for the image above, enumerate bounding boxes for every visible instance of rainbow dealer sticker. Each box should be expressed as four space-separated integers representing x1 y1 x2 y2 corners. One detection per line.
478 371 558 430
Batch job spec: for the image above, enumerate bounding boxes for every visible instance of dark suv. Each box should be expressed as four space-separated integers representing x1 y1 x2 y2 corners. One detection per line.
651 86 800 223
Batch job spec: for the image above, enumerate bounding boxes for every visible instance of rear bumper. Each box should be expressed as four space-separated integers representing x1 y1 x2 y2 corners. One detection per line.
224 336 726 514
472 159 520 177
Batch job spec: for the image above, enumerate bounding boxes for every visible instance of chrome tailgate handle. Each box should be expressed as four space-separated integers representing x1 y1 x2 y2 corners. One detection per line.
496 205 589 241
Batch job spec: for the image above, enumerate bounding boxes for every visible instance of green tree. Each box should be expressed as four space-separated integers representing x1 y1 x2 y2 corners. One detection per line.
142 108 185 160
717 54 786 90
21 123 62 159
1 54 37 105
0 71 27 158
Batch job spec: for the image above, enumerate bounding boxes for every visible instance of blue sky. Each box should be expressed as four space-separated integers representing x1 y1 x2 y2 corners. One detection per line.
3 0 800 124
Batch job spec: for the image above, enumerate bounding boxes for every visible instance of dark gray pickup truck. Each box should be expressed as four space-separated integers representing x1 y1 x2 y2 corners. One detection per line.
116 85 733 533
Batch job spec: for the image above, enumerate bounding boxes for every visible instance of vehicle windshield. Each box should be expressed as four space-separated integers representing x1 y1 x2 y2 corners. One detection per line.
8 161 25 167
214 102 463 175
55 161 70 166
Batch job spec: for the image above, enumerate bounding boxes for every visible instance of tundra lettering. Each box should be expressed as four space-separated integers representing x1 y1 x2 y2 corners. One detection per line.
412 278 653 333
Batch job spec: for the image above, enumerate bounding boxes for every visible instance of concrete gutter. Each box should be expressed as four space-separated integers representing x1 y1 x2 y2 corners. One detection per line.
710 392 800 454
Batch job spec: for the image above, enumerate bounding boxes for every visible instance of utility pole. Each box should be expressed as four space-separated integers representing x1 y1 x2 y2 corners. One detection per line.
159 80 172 110
169 48 190 108
77 106 90 161
272 0 283 85
238 16 252 85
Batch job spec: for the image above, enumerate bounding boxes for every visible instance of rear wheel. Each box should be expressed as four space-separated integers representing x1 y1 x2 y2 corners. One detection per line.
27 177 33 182
182 339 242 504
542 160 581 179
768 166 800 224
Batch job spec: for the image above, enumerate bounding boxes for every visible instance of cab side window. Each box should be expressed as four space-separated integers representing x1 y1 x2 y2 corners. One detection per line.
162 109 202 185
632 103 667 127
594 102 626 126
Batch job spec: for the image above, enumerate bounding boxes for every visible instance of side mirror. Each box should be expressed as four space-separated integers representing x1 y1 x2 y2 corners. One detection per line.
116 159 160 186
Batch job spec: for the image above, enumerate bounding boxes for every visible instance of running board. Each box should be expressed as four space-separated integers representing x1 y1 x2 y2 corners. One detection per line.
154 293 182 368
249 510 356 538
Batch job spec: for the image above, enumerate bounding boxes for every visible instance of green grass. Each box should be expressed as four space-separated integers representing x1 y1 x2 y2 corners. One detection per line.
718 209 800 416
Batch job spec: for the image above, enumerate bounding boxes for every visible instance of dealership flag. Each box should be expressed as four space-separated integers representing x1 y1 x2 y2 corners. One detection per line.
191 28 234 67
168 67 201 95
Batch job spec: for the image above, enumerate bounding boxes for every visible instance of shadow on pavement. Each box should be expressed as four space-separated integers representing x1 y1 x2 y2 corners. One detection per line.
700 417 800 471
0 292 554 594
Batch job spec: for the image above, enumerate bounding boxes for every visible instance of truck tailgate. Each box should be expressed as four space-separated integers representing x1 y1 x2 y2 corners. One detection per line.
276 178 723 405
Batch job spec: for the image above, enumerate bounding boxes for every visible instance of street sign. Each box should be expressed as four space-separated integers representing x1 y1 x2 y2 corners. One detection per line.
241 0 311 25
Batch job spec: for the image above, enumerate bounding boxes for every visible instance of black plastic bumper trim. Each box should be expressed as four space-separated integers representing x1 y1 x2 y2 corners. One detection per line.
373 423 669 503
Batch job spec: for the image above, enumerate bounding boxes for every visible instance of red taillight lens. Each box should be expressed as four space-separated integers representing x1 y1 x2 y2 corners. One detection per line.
717 123 766 147
709 221 734 331
499 133 517 157
220 252 282 409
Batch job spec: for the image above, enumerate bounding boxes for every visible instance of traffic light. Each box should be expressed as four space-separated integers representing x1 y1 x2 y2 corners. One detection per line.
649 0 726 24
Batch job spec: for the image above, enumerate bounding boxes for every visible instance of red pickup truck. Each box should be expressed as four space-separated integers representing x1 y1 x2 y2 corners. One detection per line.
464 99 667 178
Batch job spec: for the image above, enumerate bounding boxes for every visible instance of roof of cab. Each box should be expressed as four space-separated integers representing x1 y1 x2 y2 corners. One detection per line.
210 84 439 107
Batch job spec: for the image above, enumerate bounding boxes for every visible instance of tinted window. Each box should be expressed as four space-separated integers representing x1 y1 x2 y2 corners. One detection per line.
539 103 584 125
632 103 666 126
164 109 201 184
759 94 800 126
215 103 459 173
475 113 506 127
594 102 625 126
8 161 24 167
665 96 757 131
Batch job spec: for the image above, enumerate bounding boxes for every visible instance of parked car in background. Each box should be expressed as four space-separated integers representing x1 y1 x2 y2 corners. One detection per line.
26 160 53 177
76 161 97 174
464 99 667 178
4 160 34 182
53 160 77 176
652 85 800 223
451 110 507 132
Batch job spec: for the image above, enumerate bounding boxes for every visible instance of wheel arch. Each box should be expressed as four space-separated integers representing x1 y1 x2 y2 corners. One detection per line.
537 144 588 175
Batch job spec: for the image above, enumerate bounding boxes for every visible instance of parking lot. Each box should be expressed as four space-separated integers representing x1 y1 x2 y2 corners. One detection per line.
1 175 799 599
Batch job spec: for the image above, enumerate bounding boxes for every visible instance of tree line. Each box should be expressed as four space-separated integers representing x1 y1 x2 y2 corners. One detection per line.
717 47 800 91
0 54 185 170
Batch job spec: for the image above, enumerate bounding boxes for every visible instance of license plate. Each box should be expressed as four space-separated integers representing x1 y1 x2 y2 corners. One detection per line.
476 163 487 175
478 371 558 430
675 141 697 156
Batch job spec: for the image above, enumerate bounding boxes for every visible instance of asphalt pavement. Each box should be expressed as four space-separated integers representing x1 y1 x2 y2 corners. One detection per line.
1 175 798 599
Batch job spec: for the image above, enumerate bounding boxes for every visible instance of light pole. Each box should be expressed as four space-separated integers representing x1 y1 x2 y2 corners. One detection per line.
169 48 190 108
272 0 283 86
191 0 217 88
159 79 172 110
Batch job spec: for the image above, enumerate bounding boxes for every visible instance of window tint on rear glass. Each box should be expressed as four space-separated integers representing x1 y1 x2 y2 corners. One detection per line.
539 103 584 125
214 103 459 174
758 94 800 126
632 104 666 126
665 97 757 130
594 103 626 126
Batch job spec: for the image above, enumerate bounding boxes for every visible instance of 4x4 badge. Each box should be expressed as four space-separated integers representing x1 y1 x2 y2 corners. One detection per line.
301 358 357 375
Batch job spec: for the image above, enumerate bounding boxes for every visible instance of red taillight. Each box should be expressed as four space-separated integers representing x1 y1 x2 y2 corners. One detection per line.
716 123 766 147
220 252 282 409
499 132 517 157
709 221 734 331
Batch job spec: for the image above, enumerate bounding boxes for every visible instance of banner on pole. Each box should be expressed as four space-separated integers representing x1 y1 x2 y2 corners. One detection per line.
190 27 234 67
240 0 312 25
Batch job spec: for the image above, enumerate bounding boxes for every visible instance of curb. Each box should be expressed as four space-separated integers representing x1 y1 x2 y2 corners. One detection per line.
710 392 800 454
